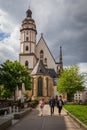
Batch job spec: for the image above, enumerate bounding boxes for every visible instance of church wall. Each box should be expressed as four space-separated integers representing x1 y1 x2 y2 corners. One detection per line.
31 43 35 53
31 74 54 102
33 56 37 68
19 56 34 69
20 43 23 53
36 38 58 72
21 32 24 42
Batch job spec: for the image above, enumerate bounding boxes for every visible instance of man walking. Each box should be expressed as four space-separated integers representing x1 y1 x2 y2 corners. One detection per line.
49 97 55 116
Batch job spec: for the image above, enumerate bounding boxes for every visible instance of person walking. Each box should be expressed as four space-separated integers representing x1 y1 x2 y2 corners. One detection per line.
57 95 64 115
55 95 58 106
39 98 45 116
49 97 55 116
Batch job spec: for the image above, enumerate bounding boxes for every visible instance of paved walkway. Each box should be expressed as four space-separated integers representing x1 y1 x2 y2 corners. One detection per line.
7 105 83 130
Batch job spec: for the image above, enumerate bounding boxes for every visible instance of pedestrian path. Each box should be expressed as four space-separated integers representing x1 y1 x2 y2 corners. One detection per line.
7 105 83 130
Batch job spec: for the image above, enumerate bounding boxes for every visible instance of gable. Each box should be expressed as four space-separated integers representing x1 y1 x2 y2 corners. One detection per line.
31 60 49 75
36 36 58 72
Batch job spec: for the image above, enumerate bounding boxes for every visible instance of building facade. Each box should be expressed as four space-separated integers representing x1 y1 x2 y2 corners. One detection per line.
74 88 87 103
19 9 63 101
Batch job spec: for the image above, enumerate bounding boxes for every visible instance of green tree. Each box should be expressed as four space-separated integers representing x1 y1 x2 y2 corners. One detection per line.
57 65 85 101
0 60 31 100
0 87 12 99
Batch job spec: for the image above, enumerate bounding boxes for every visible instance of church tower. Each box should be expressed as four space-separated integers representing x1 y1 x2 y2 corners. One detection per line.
19 8 37 71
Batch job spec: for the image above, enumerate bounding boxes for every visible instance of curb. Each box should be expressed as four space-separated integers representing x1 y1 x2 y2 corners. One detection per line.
0 117 12 130
63 108 87 130
14 108 32 119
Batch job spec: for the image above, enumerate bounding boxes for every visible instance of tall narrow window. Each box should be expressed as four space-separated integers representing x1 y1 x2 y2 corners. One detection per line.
26 31 28 35
26 37 28 41
40 50 44 62
32 78 34 96
38 77 43 96
46 78 48 96
26 46 28 51
45 58 47 64
25 60 28 67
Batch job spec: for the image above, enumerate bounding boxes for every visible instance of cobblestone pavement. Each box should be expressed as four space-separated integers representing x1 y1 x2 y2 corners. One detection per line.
7 105 83 130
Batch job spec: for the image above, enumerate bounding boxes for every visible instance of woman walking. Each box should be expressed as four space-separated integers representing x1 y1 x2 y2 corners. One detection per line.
57 95 64 115
39 98 45 116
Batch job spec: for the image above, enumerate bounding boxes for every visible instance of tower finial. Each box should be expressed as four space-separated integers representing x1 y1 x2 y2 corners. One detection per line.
26 8 32 18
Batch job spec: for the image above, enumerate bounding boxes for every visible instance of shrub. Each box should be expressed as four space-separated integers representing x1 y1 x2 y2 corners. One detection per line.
33 99 39 106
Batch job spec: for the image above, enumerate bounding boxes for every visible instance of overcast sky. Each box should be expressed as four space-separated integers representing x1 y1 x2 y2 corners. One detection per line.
0 0 87 72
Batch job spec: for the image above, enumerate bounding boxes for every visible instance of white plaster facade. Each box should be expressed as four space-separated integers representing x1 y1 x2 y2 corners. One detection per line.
36 36 58 72
74 88 87 102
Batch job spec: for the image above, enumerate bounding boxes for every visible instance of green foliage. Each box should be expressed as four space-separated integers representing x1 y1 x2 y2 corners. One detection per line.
18 99 22 107
57 65 85 101
64 105 87 125
33 99 39 105
0 87 12 99
0 60 32 98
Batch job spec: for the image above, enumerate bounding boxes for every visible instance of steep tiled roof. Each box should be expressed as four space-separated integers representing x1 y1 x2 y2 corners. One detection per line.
48 69 58 78
31 60 48 75
31 60 58 79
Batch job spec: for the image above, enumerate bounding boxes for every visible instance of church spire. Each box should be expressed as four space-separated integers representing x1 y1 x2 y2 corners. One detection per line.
59 46 62 63
59 46 63 71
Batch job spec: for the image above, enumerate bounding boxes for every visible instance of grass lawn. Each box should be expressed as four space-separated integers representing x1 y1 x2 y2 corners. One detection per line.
64 104 87 126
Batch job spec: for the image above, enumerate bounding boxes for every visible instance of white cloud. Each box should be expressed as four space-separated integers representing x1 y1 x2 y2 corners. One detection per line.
0 8 20 63
64 62 87 73
78 63 87 73
0 26 20 63
0 9 15 33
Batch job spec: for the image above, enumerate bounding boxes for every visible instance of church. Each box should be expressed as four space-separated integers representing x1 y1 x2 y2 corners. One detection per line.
19 8 63 101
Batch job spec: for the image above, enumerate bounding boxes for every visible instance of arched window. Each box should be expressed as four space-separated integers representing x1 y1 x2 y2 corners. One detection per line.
26 46 28 51
25 60 28 67
40 50 44 62
38 77 43 96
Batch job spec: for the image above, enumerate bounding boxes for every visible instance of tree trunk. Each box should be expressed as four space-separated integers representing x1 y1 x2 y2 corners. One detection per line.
14 90 16 101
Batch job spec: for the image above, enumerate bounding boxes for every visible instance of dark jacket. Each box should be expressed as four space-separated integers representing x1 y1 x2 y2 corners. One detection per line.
49 98 55 107
57 99 64 107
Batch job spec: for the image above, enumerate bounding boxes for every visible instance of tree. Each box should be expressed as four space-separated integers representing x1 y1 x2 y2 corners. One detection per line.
57 65 85 101
0 87 12 99
0 60 31 100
